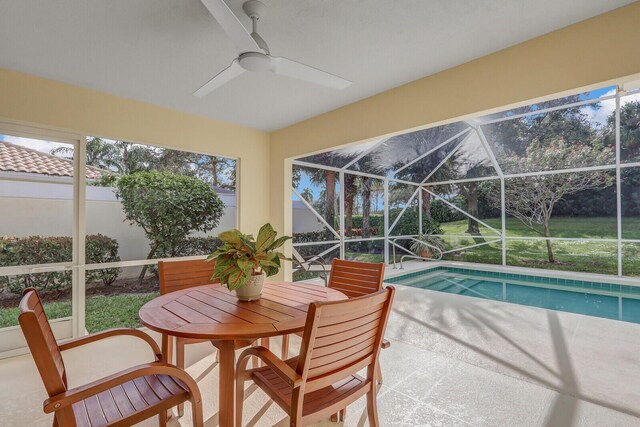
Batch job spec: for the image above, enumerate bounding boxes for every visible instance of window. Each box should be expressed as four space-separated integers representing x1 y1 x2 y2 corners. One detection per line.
84 137 237 331
0 126 238 352
0 133 76 350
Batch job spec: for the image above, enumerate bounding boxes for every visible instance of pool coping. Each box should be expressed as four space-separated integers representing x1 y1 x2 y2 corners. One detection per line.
384 260 640 290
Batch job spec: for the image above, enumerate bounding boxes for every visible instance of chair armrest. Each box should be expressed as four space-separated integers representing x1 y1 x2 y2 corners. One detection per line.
43 362 201 413
381 339 391 349
58 328 162 361
236 346 302 388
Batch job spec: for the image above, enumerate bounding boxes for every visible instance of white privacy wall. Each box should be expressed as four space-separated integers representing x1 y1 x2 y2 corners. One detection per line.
0 179 237 261
292 200 325 234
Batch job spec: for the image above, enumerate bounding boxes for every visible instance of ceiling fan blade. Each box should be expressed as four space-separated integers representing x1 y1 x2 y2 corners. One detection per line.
270 56 351 90
201 0 260 54
193 59 245 97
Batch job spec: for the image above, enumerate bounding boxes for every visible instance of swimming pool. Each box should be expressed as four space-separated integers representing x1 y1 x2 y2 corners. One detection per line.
386 267 640 324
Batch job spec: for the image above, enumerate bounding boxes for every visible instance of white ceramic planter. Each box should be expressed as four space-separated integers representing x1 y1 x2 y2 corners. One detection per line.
234 272 265 301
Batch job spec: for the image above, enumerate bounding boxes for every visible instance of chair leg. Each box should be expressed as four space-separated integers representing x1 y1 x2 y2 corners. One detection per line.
176 338 185 417
330 409 346 423
159 409 167 427
366 389 379 427
236 366 247 427
375 363 383 385
281 334 290 360
191 395 204 427
251 341 260 368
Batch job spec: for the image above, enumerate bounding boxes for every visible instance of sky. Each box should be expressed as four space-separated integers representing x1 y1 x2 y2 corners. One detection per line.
0 134 69 155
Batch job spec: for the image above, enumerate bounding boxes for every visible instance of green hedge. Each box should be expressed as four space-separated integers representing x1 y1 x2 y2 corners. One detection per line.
0 234 120 294
149 236 223 277
154 236 223 258
293 210 442 244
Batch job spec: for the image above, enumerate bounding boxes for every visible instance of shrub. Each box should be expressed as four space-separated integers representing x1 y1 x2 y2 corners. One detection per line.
86 234 121 286
0 236 72 293
150 236 224 277
0 234 120 294
430 199 465 223
153 236 223 259
292 230 326 243
116 171 225 282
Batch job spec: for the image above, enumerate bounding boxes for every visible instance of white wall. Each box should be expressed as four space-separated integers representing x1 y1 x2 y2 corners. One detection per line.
0 180 237 262
292 201 325 234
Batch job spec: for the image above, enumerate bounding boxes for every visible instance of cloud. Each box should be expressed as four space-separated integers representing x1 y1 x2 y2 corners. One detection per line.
580 89 640 128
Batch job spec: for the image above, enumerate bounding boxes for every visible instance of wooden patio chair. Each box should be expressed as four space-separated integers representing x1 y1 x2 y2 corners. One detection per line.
158 259 259 416
236 286 395 426
282 259 391 384
18 287 203 427
158 259 221 372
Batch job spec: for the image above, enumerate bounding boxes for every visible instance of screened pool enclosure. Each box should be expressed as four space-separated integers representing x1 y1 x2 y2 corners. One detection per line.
291 84 640 281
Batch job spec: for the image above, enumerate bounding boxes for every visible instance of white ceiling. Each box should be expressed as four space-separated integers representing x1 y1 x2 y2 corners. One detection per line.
0 0 633 131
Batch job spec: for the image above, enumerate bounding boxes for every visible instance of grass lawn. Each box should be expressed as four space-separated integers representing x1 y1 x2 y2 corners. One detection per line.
294 217 640 278
437 217 640 276
0 292 158 332
439 216 634 239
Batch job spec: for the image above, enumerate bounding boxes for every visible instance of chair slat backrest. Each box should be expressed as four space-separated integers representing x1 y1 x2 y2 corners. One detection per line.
296 286 395 392
18 288 68 398
327 259 385 298
158 259 218 295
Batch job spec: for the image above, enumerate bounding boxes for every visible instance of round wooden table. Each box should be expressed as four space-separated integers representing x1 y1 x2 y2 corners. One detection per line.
139 281 347 427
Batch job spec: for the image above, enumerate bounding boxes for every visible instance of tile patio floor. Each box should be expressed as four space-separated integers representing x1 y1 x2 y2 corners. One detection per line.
2 267 639 426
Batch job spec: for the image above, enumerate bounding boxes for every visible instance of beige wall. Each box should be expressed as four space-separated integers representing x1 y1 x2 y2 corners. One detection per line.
0 68 270 234
269 1 640 278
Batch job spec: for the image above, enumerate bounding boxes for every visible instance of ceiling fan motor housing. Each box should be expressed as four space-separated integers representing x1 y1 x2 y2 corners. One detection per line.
239 52 271 72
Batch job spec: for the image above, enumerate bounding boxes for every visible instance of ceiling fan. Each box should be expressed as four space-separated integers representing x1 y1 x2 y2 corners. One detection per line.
193 0 352 97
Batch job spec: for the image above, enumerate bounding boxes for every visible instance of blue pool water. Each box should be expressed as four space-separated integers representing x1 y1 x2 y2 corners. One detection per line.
386 267 640 324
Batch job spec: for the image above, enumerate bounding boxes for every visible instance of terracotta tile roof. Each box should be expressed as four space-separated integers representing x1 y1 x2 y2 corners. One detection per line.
0 141 106 180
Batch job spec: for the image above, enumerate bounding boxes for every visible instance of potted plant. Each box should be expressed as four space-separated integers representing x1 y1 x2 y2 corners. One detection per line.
409 233 446 259
207 223 291 301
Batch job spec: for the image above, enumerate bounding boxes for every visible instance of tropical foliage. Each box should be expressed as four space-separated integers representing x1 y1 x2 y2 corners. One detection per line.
54 137 237 189
207 224 290 290
116 171 225 282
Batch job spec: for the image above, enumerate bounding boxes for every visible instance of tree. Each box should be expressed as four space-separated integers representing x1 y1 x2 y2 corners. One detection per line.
294 153 350 239
373 124 465 219
116 171 225 283
343 174 357 236
604 100 640 161
300 188 314 202
488 140 614 263
453 158 496 235
52 138 236 189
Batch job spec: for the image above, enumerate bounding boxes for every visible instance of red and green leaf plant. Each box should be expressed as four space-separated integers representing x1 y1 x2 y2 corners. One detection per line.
207 224 291 290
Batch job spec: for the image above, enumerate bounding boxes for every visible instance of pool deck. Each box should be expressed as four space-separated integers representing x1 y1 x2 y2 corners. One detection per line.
1 262 639 426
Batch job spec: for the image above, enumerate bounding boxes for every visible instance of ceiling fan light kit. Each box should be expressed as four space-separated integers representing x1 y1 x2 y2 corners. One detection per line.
194 0 352 97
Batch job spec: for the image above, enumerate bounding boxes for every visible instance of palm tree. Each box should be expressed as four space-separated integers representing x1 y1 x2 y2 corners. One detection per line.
52 137 122 171
344 174 357 237
372 123 467 219
294 153 343 239
300 188 314 202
